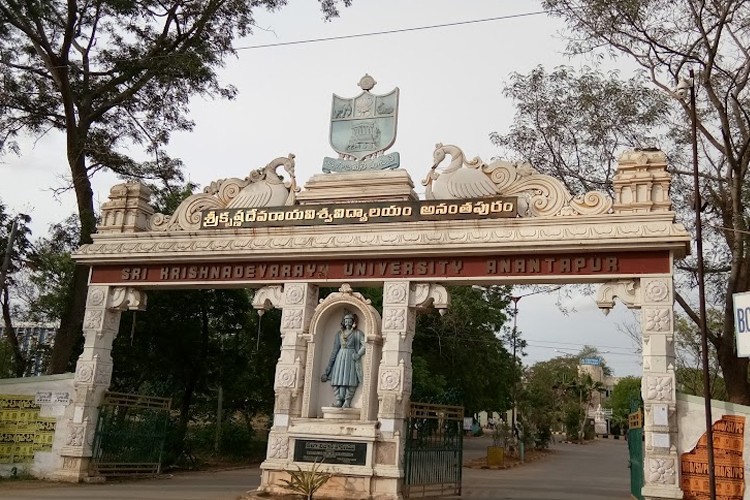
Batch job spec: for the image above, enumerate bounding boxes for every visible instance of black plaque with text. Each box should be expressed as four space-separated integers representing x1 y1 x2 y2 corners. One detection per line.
293 439 367 466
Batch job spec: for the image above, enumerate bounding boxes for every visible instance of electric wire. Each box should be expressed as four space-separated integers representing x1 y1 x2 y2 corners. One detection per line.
233 11 547 51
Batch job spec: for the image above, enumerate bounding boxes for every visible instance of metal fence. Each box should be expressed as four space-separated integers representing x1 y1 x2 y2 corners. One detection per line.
91 392 171 476
404 402 463 498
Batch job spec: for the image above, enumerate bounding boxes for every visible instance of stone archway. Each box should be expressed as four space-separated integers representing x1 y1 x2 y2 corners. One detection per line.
63 146 688 500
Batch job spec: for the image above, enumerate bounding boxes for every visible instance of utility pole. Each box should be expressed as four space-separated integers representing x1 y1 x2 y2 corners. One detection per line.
689 68 716 500
510 296 520 438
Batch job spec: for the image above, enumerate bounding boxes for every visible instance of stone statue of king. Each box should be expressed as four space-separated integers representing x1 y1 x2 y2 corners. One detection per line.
320 311 366 408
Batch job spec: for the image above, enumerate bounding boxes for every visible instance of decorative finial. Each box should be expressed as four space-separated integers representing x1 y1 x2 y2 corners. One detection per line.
358 74 376 91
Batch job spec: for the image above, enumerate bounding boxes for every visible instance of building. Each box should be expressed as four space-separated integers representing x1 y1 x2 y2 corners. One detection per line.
0 322 57 376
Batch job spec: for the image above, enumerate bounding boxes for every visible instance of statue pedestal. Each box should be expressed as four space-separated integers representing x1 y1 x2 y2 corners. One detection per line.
257 416 402 500
322 406 362 420
297 169 418 204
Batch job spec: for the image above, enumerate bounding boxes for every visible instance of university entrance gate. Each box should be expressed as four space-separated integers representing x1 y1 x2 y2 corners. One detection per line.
58 78 689 500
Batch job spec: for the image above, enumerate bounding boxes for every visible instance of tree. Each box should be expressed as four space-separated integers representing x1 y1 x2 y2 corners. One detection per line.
541 0 750 403
413 285 515 414
0 0 351 374
674 312 728 400
490 65 670 195
24 216 78 323
0 199 32 377
606 376 641 435
521 356 578 441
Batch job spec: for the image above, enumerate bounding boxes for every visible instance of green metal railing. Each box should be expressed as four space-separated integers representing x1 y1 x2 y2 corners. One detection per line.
628 408 644 500
404 402 463 498
91 392 171 476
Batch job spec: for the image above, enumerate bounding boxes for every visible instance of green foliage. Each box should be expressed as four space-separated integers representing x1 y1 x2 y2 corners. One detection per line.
110 287 281 459
24 215 78 323
608 376 641 413
279 460 332 500
491 65 669 195
0 200 33 377
519 356 578 435
412 285 515 414
539 1 750 406
606 376 641 434
0 0 352 374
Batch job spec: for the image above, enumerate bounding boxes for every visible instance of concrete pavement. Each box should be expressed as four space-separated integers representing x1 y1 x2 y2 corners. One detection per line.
0 436 632 499
461 434 631 499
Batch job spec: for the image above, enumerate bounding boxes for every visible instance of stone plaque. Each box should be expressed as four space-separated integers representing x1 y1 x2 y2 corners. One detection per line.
293 439 366 466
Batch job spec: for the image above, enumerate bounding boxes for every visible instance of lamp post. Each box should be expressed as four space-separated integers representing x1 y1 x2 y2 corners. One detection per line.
688 68 717 500
510 296 521 437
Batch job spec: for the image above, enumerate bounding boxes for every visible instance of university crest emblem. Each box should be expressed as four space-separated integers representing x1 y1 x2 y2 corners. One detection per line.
323 74 400 173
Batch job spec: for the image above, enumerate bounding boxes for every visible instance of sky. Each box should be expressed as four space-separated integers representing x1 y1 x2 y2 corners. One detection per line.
0 0 644 376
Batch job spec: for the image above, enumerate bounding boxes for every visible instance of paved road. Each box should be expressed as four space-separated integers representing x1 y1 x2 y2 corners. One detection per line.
1 436 631 499
461 435 631 499
0 468 261 500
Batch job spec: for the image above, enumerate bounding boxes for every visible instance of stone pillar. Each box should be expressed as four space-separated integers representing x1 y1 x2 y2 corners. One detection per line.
253 284 318 460
378 282 449 462
640 276 682 500
55 286 146 481
596 277 682 500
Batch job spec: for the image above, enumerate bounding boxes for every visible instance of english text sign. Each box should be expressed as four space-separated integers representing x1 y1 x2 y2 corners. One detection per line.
733 292 750 357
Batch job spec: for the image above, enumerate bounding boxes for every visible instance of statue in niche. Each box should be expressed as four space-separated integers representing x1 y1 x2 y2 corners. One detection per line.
320 311 366 408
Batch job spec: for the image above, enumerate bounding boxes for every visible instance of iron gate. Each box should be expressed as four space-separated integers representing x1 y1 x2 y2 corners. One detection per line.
404 402 463 498
628 408 644 500
91 392 171 476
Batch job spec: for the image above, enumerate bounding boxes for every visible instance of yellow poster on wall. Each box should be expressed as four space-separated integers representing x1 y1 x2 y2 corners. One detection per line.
0 395 56 464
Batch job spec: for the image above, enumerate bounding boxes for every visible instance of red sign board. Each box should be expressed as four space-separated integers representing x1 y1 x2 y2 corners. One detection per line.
89 251 670 286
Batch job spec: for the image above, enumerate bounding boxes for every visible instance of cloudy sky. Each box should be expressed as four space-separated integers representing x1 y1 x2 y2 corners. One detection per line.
0 0 644 375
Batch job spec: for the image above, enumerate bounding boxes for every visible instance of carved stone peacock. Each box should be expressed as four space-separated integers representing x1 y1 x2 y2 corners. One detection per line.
421 143 498 199
147 154 299 232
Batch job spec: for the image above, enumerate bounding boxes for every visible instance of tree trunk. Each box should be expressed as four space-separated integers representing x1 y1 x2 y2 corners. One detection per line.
718 339 750 405
1 286 27 377
47 133 95 374
174 295 210 455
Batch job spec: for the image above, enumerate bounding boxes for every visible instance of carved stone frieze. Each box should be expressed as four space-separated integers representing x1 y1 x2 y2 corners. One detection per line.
75 364 95 384
645 376 674 402
644 308 671 333
383 308 406 331
644 278 670 303
276 366 297 388
83 310 104 331
384 282 408 305
147 155 298 232
422 144 612 217
281 309 303 330
647 457 676 484
66 424 85 447
380 369 401 392
596 279 641 313
285 284 305 305
87 287 107 307
268 435 289 459
107 287 147 311
62 457 81 470
409 283 449 312
75 217 690 262
252 285 284 312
